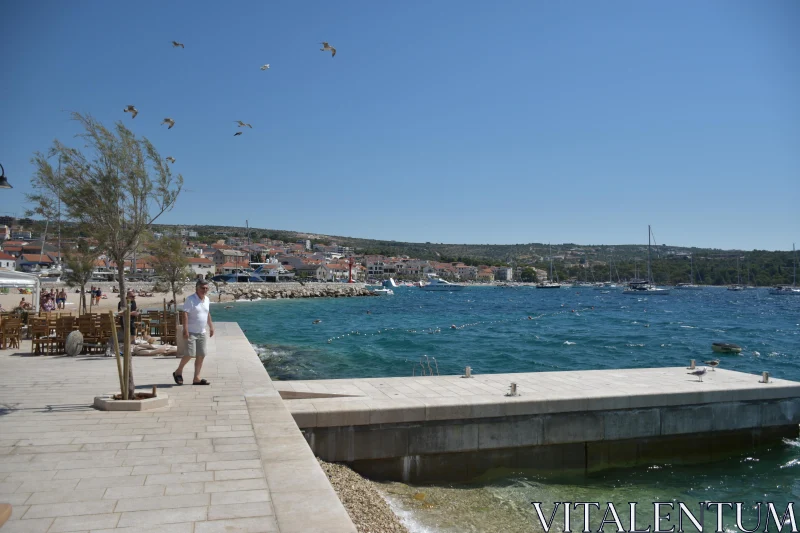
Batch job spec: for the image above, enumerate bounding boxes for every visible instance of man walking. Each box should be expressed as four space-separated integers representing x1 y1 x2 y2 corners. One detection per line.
173 279 214 385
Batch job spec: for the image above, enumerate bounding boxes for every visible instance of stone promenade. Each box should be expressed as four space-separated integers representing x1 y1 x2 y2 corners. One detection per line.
0 323 356 533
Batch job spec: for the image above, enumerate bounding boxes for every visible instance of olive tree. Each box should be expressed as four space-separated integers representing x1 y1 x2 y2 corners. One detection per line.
28 112 182 398
151 236 192 305
62 239 99 314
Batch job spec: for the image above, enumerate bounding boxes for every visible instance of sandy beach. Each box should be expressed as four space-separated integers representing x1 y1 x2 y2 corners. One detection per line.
0 282 201 315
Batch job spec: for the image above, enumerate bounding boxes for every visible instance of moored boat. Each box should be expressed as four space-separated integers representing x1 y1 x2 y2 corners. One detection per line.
371 287 394 296
770 244 800 295
420 274 464 291
712 342 742 354
623 225 670 295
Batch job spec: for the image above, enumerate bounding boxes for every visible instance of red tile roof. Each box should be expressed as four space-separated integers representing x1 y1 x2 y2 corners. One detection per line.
21 254 54 263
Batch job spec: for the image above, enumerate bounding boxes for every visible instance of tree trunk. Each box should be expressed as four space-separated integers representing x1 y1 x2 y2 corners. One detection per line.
117 263 126 310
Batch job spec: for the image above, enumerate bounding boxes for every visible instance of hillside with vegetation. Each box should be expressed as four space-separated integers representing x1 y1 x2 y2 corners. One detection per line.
8 218 798 287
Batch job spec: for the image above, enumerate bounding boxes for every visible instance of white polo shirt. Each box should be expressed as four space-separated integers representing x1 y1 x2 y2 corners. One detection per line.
183 292 210 334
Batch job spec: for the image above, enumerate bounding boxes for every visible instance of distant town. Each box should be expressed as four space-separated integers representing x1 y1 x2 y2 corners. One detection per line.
0 218 797 287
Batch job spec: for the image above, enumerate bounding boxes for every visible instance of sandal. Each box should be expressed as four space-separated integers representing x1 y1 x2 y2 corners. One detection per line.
192 379 210 386
173 372 183 385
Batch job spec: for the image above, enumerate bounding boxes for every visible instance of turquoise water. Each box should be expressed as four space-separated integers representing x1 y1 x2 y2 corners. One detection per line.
220 286 798 382
216 286 800 532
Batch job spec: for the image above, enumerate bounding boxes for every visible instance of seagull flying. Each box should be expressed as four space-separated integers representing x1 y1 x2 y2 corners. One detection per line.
233 132 243 137
320 42 336 58
165 157 176 164
161 118 175 129
260 64 270 70
704 360 720 371
235 121 253 128
688 367 707 382
172 41 185 48
123 105 138 119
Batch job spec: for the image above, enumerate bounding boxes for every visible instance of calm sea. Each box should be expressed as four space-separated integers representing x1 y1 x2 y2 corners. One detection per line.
218 286 800 532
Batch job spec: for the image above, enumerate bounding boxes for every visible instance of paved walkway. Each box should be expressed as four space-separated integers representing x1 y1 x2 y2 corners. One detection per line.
0 323 355 533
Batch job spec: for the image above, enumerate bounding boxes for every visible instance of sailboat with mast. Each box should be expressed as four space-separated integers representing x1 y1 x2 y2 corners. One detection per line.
727 257 745 291
623 225 670 295
674 253 702 290
536 244 562 289
770 244 800 295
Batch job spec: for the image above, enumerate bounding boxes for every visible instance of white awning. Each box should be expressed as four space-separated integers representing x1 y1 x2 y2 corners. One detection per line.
0 270 39 288
0 270 41 312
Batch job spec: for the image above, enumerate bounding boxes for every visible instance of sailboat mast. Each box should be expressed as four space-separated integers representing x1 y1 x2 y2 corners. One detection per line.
647 225 652 283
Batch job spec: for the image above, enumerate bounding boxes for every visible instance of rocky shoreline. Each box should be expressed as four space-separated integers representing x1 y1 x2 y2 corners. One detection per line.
214 281 376 302
318 459 410 533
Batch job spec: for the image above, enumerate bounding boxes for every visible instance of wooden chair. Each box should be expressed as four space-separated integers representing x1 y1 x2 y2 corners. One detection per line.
0 318 22 349
54 317 77 354
30 323 54 355
77 316 100 354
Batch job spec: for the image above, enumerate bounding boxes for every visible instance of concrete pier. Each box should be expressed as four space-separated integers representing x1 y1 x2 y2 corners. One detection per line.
274 368 800 483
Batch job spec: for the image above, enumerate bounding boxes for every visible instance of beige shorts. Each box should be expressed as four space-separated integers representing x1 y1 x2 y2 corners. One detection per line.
186 332 208 358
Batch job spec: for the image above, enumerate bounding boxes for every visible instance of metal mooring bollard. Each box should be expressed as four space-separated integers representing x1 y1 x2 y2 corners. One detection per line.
462 366 473 378
506 382 518 397
761 371 770 384
689 359 696 370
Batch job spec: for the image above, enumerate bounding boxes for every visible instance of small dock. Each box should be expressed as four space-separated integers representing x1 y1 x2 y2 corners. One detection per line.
274 367 800 482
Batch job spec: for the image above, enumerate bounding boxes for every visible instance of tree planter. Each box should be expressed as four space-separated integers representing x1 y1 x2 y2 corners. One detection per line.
94 391 168 411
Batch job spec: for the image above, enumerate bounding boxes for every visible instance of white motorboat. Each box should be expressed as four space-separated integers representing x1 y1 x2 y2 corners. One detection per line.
420 274 464 291
371 287 394 296
770 244 800 295
535 281 563 289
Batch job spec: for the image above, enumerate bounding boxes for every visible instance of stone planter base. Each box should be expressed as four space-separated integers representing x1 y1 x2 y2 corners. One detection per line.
94 392 168 411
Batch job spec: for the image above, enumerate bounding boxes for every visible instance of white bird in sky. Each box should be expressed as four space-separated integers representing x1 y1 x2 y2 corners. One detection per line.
320 42 336 58
171 41 185 49
166 157 176 164
123 105 138 119
161 118 175 129
235 121 253 128
260 64 270 70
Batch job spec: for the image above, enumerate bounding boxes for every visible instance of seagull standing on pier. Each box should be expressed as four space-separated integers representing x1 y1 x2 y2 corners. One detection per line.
704 360 720 371
688 367 707 382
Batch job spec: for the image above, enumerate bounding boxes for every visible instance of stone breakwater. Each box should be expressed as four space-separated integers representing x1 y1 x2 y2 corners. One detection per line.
218 282 376 301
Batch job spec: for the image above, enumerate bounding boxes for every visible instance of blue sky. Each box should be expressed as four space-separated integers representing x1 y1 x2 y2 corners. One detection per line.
1 1 798 250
